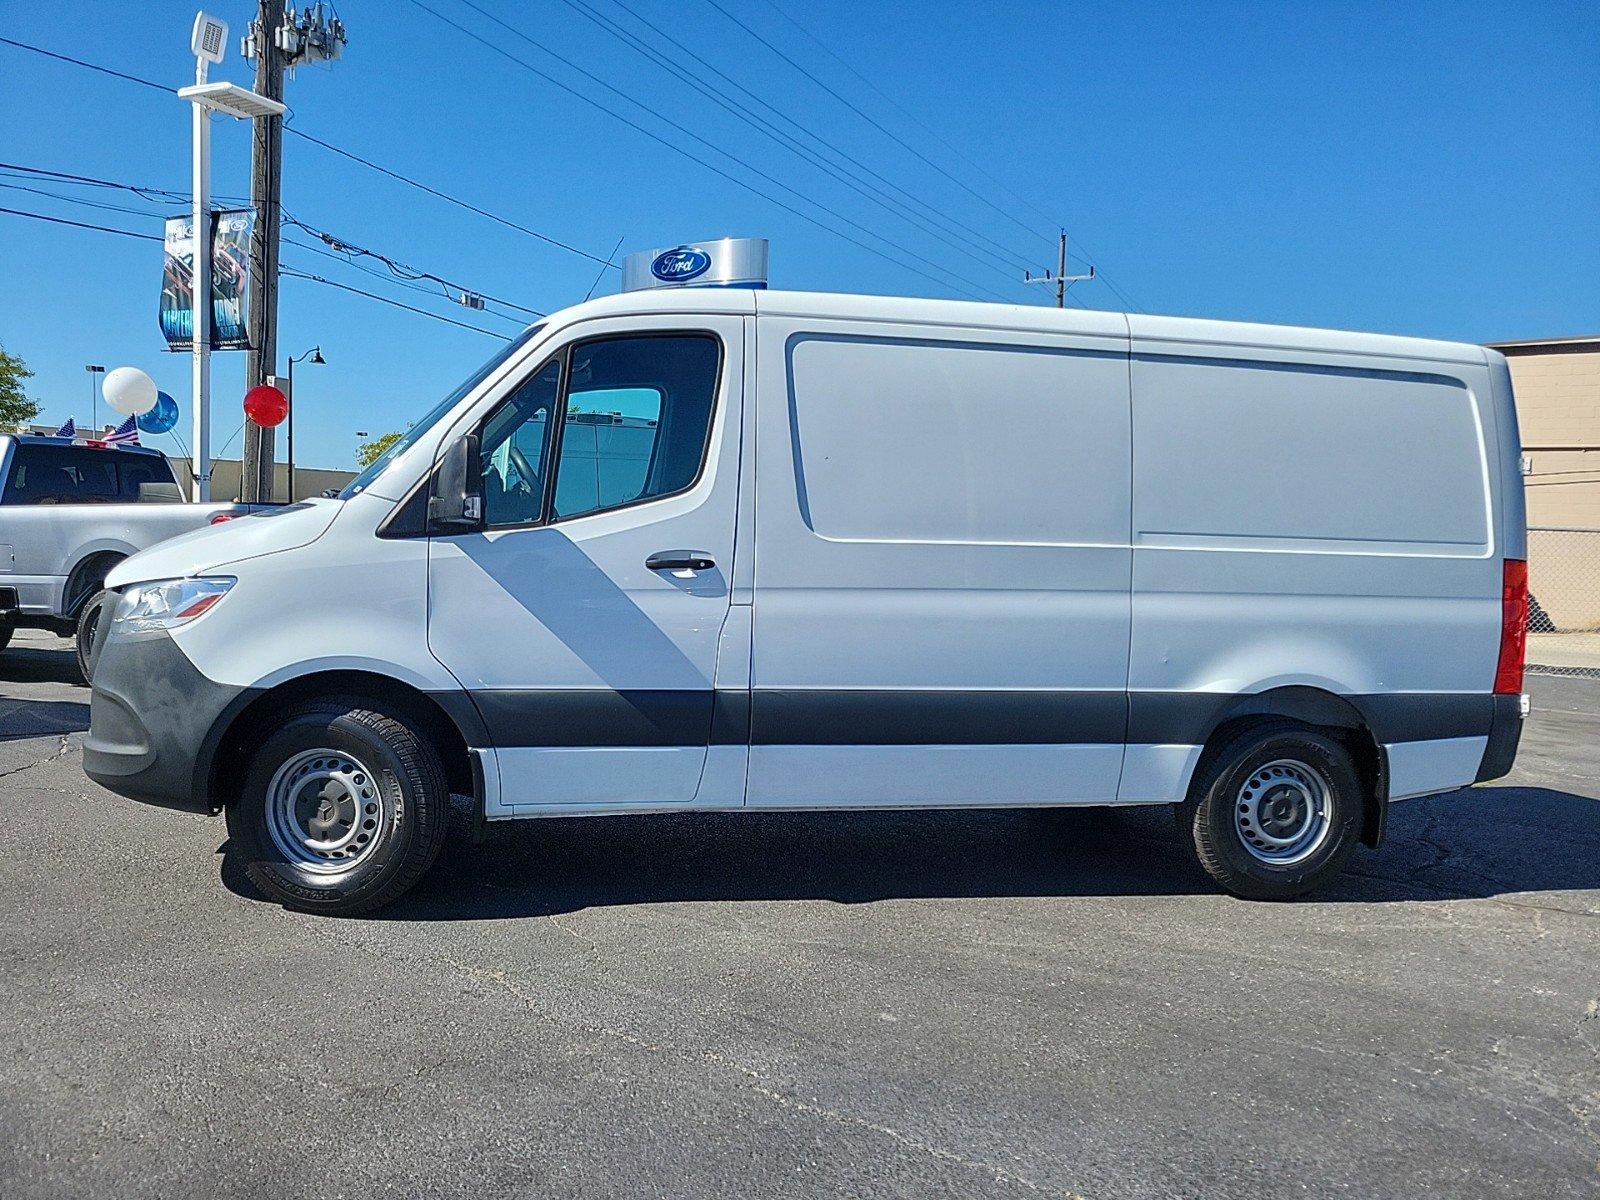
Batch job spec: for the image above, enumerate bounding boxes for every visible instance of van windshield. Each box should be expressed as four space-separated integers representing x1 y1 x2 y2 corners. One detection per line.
338 323 546 500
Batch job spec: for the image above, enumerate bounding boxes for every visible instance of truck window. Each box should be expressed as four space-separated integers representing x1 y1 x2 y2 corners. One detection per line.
2 444 119 505
550 335 719 521
117 455 177 500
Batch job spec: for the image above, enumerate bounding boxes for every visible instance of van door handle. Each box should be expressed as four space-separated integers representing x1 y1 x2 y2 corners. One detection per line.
646 550 716 572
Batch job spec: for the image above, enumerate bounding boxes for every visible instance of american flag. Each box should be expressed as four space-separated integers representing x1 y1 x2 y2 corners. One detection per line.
105 415 140 446
53 418 76 437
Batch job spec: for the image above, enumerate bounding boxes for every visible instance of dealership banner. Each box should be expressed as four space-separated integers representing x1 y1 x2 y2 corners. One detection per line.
159 209 254 350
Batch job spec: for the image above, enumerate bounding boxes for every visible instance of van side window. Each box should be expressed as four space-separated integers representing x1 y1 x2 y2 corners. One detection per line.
480 359 562 528
550 335 719 521
2 444 119 505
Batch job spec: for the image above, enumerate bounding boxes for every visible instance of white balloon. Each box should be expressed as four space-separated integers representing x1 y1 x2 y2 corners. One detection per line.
103 366 158 416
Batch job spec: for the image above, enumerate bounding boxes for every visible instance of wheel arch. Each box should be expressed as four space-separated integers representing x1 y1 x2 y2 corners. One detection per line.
64 550 127 618
203 669 483 815
1187 686 1389 848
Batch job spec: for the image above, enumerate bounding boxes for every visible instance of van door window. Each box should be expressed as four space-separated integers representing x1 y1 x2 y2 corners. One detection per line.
550 334 720 521
2 445 118 505
479 358 562 528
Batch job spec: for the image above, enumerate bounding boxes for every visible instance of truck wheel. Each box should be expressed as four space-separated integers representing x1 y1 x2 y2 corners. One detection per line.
0 618 12 655
225 701 451 916
1184 723 1364 900
74 590 112 683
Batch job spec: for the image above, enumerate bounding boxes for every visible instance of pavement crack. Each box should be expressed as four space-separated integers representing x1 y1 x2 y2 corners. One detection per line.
334 937 1087 1199
0 733 80 783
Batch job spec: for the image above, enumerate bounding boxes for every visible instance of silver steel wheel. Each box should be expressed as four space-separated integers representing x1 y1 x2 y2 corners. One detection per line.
263 748 389 873
1234 758 1333 866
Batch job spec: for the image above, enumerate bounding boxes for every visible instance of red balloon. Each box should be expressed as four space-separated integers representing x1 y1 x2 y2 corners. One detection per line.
243 384 288 428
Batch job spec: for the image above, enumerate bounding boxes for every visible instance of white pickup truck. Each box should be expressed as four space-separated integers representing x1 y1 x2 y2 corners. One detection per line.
0 434 262 677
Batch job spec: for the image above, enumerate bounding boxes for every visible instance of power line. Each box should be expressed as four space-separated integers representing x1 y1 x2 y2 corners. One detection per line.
281 269 512 339
281 125 618 269
0 204 514 339
0 37 620 272
0 161 253 208
1 160 544 321
727 1 1146 313
280 234 529 325
0 35 169 94
0 180 182 220
282 213 547 317
701 0 1055 254
0 205 161 241
755 0 1064 238
560 0 1038 280
416 0 1009 301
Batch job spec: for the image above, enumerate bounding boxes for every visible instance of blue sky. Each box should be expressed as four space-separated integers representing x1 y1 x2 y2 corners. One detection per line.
2 1 1596 470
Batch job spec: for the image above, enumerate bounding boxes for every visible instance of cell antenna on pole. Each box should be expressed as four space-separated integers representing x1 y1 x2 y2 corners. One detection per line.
1024 229 1095 308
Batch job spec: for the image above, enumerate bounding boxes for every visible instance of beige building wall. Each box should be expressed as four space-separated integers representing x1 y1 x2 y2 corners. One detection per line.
1490 336 1600 631
166 456 356 504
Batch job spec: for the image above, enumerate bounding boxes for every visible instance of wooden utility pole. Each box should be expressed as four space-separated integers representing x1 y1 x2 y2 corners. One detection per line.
240 2 346 503
241 0 285 504
1024 230 1094 308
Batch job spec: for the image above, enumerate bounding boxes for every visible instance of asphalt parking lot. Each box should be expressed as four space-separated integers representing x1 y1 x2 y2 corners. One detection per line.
1 627 1596 1199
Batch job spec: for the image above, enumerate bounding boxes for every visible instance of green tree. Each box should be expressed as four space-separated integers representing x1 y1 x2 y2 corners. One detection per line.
0 342 41 429
355 429 405 467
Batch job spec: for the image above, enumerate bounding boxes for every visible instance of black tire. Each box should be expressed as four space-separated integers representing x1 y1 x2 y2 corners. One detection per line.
1183 722 1364 900
74 590 112 683
0 618 12 655
225 701 451 916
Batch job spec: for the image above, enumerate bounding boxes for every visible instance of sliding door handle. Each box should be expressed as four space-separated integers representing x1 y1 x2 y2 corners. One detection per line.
646 550 716 572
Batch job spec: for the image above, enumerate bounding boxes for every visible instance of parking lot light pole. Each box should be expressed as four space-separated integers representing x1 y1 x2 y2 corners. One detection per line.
84 365 104 433
176 11 285 501
285 345 323 502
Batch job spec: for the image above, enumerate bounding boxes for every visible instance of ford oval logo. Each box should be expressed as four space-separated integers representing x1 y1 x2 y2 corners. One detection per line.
651 246 712 283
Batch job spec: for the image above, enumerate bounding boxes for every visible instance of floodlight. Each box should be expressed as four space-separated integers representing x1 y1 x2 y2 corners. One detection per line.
191 13 229 65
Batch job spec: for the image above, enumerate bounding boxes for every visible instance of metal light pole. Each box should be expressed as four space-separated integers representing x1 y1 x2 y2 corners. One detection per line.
285 345 323 502
84 365 104 432
177 11 284 501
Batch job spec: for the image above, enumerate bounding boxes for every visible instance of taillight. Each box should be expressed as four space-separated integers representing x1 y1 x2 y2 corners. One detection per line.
209 513 235 525
1494 558 1528 695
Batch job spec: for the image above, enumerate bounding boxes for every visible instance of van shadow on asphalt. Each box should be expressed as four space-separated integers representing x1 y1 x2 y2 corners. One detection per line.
219 784 1600 919
0 642 83 690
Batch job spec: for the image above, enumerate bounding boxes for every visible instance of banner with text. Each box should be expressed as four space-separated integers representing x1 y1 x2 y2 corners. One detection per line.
159 209 254 350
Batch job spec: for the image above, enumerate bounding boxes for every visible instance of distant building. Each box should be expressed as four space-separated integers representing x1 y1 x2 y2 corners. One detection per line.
1490 335 1600 527
1488 336 1600 634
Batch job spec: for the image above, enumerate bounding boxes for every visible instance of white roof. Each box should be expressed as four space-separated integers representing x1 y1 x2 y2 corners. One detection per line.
542 288 1488 366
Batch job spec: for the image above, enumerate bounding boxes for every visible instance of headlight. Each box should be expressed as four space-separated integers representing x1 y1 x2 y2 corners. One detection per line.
114 577 235 632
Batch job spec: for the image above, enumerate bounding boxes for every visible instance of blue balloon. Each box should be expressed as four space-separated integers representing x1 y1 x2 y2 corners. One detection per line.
138 392 179 435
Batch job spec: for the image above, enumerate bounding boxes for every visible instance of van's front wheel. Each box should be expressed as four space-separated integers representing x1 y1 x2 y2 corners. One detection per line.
1185 724 1364 900
226 702 450 915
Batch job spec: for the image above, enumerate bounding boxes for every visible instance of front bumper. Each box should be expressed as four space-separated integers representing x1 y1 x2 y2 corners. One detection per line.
83 615 250 813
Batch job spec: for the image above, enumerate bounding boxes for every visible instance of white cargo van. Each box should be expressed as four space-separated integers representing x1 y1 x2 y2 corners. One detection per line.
83 240 1528 915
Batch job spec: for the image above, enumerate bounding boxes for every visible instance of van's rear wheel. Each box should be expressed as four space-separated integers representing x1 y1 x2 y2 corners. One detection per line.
226 701 450 915
1184 723 1363 900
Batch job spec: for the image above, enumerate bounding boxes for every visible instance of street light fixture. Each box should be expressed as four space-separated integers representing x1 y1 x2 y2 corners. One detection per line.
84 365 105 433
285 345 324 502
175 10 286 502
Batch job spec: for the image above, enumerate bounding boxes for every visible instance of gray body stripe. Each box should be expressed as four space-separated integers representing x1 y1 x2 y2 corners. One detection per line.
455 689 1496 748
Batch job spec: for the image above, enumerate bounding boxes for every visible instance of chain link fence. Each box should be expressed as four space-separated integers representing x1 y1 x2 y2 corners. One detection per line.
1527 527 1600 678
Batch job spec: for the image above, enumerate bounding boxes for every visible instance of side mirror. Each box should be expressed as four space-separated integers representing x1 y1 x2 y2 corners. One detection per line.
427 432 483 530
